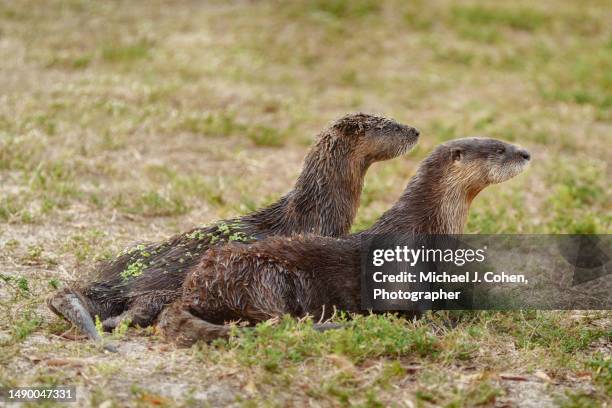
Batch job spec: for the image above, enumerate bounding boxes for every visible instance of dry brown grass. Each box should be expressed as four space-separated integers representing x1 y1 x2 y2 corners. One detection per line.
0 0 610 406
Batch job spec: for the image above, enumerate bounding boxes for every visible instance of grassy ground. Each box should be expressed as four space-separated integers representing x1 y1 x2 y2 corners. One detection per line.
0 0 610 406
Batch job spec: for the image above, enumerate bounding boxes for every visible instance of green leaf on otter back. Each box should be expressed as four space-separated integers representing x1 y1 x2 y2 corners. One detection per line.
187 229 206 240
228 231 251 242
120 260 145 281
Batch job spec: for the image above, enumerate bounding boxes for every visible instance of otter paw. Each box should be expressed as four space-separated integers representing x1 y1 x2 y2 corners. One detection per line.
313 322 344 332
101 317 120 332
101 341 118 353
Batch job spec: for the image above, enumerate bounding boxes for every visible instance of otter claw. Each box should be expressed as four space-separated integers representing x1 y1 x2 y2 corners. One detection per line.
313 322 344 332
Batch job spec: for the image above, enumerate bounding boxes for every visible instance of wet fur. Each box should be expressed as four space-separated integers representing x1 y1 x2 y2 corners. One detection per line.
47 113 419 344
158 137 531 345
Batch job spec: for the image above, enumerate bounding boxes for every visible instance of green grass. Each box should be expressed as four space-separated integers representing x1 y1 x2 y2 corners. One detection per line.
303 0 381 20
451 5 549 32
184 311 610 406
247 125 286 147
0 0 610 406
175 111 245 137
223 315 438 370
101 40 152 63
123 190 189 218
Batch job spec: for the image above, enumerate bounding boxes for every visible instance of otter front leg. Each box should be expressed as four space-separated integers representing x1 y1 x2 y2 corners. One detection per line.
101 312 130 332
102 294 169 331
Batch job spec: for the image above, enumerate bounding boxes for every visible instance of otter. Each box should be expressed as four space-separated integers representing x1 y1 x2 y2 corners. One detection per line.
157 137 531 345
47 113 420 349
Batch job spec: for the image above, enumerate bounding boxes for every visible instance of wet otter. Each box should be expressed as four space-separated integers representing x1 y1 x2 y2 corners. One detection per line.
47 113 420 349
158 138 531 345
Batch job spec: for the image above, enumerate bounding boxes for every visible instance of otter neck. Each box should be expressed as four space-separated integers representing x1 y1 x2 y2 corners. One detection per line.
244 138 367 237
365 166 477 236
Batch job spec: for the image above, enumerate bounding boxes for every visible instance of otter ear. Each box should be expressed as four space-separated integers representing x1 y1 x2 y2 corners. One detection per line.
450 147 463 162
333 120 363 137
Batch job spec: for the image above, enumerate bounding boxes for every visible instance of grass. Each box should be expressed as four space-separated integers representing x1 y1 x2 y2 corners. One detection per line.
101 40 152 63
0 0 610 406
450 5 550 32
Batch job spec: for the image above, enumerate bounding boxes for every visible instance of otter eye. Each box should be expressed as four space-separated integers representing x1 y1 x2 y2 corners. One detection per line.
496 148 505 154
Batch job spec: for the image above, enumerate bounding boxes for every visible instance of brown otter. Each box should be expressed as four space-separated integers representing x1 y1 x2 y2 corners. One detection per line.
157 137 531 345
47 113 420 349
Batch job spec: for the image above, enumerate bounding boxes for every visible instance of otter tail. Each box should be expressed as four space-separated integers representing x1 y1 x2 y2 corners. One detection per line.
47 288 117 352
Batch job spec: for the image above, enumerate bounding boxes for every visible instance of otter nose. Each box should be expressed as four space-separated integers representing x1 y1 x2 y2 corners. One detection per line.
518 149 530 161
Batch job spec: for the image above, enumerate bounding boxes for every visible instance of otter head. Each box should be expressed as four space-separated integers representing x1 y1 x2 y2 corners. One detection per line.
330 113 420 164
444 137 530 195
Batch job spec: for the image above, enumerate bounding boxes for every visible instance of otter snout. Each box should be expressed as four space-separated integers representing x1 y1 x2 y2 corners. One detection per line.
517 148 530 161
392 124 420 153
510 145 530 162
403 125 420 142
